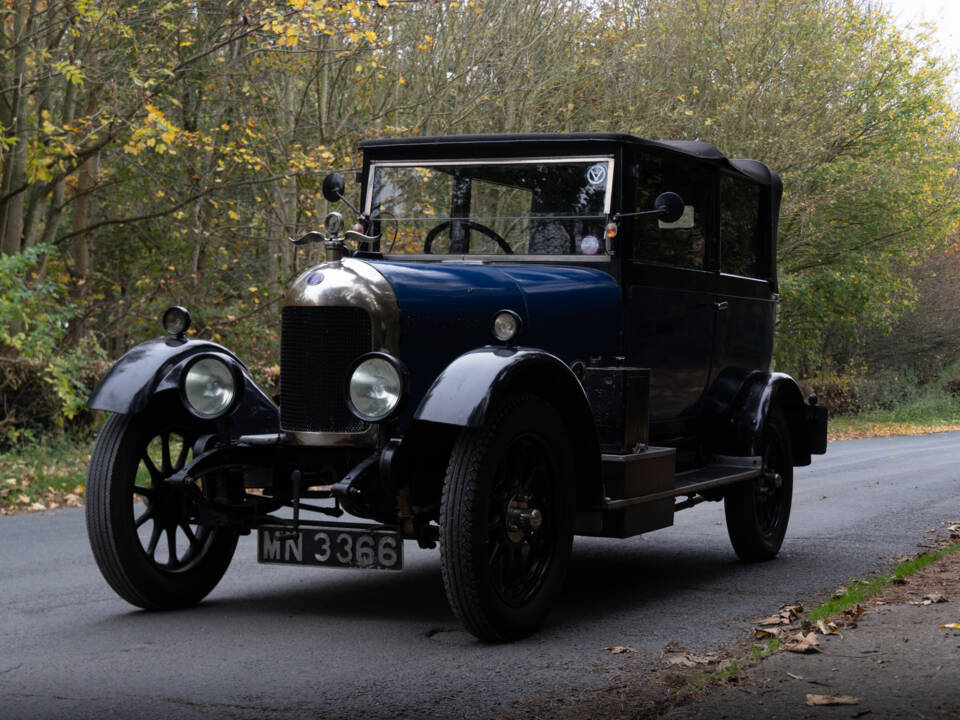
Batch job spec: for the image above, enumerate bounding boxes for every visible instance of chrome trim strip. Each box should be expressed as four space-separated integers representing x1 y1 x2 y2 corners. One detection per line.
281 430 378 448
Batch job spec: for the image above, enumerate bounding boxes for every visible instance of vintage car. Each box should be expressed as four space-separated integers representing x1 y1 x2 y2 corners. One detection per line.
85 133 827 642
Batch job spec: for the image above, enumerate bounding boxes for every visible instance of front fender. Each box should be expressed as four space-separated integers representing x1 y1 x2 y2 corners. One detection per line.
415 346 602 505
88 338 279 438
89 337 245 414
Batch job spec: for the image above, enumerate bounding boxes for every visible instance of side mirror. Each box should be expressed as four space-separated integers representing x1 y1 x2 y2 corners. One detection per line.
322 173 345 203
654 192 685 224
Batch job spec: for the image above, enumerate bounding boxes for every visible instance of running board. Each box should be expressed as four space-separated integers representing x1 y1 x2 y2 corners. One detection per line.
575 448 762 538
602 455 762 511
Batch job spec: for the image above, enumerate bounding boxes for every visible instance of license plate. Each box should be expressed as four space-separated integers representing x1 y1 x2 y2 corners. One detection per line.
257 524 403 570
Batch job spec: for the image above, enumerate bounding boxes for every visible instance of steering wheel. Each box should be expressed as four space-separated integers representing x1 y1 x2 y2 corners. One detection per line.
423 220 513 255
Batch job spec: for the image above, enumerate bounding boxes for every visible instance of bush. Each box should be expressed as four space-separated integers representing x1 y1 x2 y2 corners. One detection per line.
0 245 106 448
807 359 960 425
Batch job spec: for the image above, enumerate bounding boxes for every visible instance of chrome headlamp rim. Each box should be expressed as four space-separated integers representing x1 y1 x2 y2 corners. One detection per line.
162 305 192 337
492 309 522 343
179 353 244 420
345 351 408 423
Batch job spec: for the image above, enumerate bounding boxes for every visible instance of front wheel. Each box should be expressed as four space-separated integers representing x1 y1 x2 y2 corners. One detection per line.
440 394 574 642
86 410 239 609
724 409 793 561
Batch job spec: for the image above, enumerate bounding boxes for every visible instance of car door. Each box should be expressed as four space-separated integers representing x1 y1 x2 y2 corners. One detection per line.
710 172 776 388
624 152 717 439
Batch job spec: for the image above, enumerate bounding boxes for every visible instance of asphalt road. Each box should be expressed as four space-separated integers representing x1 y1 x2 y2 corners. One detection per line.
3 433 960 720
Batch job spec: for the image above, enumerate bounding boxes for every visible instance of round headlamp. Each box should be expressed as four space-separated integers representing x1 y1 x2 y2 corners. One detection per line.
324 211 344 237
182 356 238 419
162 306 191 337
347 353 406 422
492 310 522 343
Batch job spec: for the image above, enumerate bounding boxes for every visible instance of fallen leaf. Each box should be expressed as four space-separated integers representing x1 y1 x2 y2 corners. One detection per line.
29 502 46 511
785 632 820 654
754 614 787 626
817 619 841 636
604 646 635 654
754 603 803 626
923 593 947 604
806 694 859 706
664 650 721 667
754 627 783 640
786 672 804 680
939 623 960 630
842 604 864 622
831 586 848 599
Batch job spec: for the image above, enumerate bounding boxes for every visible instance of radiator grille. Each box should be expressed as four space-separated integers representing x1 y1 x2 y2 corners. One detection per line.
280 307 372 433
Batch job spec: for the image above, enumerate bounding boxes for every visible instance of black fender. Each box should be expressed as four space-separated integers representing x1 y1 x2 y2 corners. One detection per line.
88 337 278 438
414 346 602 505
710 370 813 467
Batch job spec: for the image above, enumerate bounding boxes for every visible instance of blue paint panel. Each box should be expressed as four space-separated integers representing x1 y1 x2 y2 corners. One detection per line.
365 260 621 427
495 265 620 362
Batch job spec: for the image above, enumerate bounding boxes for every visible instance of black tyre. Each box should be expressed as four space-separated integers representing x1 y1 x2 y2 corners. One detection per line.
724 409 793 561
440 394 574 642
86 411 239 609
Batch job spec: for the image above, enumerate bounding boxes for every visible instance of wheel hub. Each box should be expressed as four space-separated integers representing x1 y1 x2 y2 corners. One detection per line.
505 495 543 543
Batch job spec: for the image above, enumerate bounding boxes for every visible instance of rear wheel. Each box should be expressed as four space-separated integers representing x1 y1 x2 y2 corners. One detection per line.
440 394 574 642
724 409 793 561
86 410 239 609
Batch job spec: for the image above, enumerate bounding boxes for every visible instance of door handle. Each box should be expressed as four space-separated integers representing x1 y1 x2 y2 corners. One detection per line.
713 300 729 311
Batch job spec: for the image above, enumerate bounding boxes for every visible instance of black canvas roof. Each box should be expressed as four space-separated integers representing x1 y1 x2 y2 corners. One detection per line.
358 133 778 186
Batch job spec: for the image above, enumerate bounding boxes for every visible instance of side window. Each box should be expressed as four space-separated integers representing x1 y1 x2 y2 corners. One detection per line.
634 154 710 269
718 174 761 277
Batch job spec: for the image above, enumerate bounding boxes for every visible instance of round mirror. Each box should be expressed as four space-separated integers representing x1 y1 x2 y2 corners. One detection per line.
322 173 345 203
654 192 685 224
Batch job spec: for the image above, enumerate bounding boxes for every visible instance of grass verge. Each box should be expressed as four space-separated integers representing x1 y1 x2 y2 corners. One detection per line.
829 415 960 442
807 539 960 621
0 436 92 515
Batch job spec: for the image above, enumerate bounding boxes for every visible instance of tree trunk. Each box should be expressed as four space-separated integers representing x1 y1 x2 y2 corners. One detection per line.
66 85 100 345
0 0 37 255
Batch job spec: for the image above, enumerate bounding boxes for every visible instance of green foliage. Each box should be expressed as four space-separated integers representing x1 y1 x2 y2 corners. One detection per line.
0 245 104 443
810 359 960 428
0 0 958 433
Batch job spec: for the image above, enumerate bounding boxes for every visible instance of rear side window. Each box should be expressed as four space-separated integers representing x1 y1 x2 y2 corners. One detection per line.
719 174 761 277
633 154 711 269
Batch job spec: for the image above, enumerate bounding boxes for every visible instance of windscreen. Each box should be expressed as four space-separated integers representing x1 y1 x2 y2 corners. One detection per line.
367 158 612 256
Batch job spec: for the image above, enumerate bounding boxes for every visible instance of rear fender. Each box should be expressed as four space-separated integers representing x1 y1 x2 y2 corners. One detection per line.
414 347 602 505
714 371 812 466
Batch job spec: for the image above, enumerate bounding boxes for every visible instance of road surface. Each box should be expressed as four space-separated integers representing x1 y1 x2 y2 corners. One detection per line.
2 433 959 719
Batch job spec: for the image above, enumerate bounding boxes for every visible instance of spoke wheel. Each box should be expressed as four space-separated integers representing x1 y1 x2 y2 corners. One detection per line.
440 394 573 642
86 409 239 609
724 409 793 562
